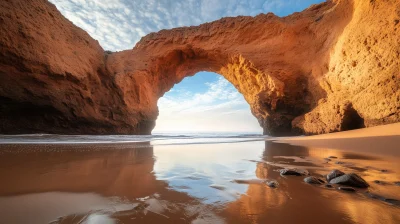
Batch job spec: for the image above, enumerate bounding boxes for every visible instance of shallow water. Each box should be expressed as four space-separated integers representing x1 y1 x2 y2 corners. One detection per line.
0 139 399 223
0 132 266 145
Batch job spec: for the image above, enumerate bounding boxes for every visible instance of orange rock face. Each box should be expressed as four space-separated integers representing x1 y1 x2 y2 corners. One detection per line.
0 0 399 135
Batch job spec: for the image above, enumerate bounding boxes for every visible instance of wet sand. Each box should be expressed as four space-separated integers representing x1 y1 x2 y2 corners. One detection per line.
0 126 400 223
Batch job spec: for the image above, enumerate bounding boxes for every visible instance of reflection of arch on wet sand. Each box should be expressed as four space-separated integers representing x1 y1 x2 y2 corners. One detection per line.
0 141 399 224
0 144 220 223
0 143 157 197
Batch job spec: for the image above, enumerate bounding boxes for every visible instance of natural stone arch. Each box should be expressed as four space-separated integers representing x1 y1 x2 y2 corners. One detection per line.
106 0 352 135
0 0 399 136
110 47 289 135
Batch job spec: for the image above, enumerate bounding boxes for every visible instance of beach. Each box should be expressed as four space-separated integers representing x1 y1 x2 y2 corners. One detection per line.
0 124 399 223
274 122 400 157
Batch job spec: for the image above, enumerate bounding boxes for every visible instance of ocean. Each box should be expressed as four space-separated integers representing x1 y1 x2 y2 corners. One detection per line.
0 132 267 145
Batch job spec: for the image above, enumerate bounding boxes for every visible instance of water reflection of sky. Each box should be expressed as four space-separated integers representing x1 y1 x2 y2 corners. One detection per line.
153 141 265 204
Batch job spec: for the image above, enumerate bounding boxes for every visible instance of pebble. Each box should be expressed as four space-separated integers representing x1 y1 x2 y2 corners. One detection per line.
339 186 356 192
266 180 279 188
280 169 308 176
373 180 387 185
364 192 400 206
209 184 226 190
328 156 338 159
304 176 325 185
280 168 309 176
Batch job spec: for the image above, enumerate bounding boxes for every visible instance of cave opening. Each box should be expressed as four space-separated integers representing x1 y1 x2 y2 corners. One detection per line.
152 71 262 134
341 105 365 131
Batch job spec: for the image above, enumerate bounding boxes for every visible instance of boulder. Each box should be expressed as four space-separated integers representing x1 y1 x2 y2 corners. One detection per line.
326 170 345 182
329 173 369 188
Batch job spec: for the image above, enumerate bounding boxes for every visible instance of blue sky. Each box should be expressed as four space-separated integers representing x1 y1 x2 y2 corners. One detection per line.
50 0 324 133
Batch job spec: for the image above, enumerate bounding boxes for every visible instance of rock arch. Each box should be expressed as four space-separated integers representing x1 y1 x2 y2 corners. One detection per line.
0 0 399 136
105 0 352 135
109 48 288 135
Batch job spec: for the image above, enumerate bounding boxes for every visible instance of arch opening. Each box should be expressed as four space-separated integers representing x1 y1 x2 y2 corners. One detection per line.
152 71 262 134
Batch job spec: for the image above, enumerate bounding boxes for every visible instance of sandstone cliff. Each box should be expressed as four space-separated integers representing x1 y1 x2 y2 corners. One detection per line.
0 0 399 135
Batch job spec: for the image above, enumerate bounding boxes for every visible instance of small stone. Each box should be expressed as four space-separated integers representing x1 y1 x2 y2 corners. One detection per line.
329 173 369 188
335 161 345 165
364 192 400 206
326 169 345 182
380 169 389 173
209 184 226 190
280 168 309 176
328 156 338 159
266 180 279 188
373 180 387 185
325 184 333 188
134 203 149 211
384 198 400 206
339 186 356 192
394 181 400 186
365 192 381 200
349 166 367 172
304 176 325 185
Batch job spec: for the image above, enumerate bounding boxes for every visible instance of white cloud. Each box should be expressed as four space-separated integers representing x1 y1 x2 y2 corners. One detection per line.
157 77 243 115
153 77 261 133
49 0 324 51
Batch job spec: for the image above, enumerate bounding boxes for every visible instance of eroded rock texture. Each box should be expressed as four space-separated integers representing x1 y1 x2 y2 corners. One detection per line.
0 0 399 135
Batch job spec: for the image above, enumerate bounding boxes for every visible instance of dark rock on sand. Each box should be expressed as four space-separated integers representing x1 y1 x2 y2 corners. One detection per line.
325 184 333 188
364 192 400 206
394 181 400 186
380 169 389 173
329 173 369 188
373 180 387 185
348 166 368 172
328 156 338 159
335 161 345 165
209 184 226 190
326 169 345 182
266 180 279 188
280 168 309 176
304 176 325 185
339 186 356 192
384 198 400 206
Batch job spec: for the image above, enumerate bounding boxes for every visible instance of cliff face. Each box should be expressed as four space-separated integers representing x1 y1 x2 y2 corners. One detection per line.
0 0 399 136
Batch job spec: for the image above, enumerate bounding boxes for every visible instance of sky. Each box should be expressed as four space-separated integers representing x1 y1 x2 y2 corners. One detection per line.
49 0 324 133
154 72 261 132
